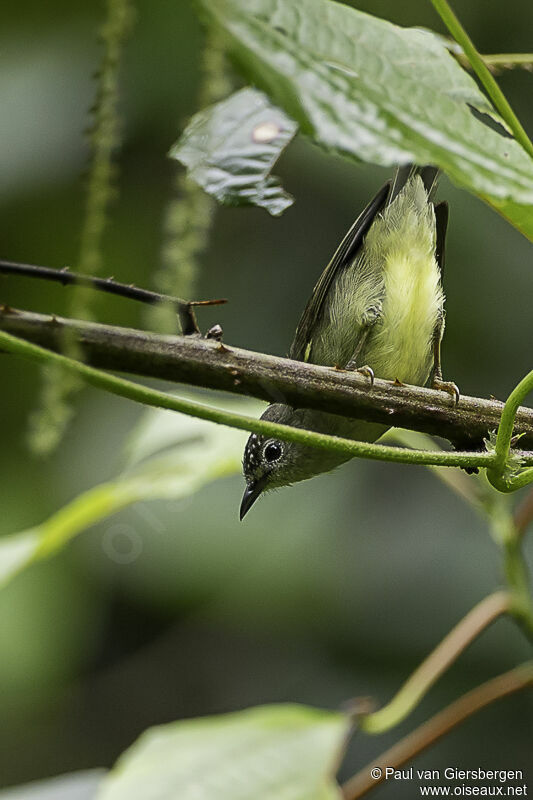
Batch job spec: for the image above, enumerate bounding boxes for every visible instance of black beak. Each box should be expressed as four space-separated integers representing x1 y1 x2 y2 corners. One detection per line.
240 478 267 520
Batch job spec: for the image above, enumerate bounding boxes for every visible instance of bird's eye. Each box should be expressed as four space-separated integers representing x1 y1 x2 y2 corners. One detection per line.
264 442 283 463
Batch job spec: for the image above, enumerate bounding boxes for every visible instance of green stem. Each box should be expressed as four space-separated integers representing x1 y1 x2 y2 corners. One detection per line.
0 329 503 470
0 482 138 586
502 532 533 637
34 483 137 559
359 592 510 734
456 52 533 71
482 53 533 68
488 369 533 491
491 467 533 493
430 0 533 159
343 663 533 800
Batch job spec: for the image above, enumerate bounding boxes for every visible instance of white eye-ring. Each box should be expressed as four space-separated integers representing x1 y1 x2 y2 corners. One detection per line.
263 441 283 463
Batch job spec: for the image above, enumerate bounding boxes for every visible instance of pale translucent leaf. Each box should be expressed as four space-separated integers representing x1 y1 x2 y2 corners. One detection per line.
0 771 105 800
96 704 349 800
171 88 297 216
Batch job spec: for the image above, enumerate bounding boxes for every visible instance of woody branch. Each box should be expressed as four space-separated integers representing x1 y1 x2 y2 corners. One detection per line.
1 306 533 452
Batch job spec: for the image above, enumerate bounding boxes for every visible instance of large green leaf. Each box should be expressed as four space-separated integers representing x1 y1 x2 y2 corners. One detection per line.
0 397 261 587
96 704 350 800
0 771 105 800
198 0 533 239
170 87 297 216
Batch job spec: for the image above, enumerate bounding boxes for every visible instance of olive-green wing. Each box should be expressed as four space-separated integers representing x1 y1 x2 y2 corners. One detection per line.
289 180 391 362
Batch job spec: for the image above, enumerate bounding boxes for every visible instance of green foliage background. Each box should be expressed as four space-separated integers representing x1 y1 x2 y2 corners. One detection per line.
0 0 532 794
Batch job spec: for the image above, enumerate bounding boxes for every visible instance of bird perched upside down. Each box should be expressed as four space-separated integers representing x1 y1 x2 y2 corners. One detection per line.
241 165 458 519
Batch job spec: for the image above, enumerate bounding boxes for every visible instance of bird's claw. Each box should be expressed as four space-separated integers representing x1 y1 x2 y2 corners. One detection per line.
356 365 375 386
432 377 460 406
344 358 375 386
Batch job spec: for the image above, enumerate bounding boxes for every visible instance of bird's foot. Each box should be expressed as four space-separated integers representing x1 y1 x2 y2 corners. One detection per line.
355 365 375 386
431 376 460 406
344 359 375 386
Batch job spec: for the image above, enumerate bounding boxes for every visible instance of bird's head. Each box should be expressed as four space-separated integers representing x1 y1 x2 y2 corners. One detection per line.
240 403 350 519
240 403 307 519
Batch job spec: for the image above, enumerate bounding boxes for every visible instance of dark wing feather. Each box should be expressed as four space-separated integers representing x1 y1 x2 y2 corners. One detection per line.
289 180 391 361
434 201 449 277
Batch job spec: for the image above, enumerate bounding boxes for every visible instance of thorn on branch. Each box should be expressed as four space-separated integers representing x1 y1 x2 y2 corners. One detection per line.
189 298 228 307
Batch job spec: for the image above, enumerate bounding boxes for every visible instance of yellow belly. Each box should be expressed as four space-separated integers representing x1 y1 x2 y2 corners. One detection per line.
367 248 443 385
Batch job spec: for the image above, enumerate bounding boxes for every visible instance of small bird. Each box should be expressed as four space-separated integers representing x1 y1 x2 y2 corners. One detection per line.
240 165 457 519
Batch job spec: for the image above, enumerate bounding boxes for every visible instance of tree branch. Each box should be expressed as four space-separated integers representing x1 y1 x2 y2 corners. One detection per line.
0 259 226 335
1 326 500 470
1 306 533 452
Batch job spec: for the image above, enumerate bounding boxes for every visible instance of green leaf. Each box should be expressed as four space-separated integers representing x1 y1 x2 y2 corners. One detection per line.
0 396 262 587
121 395 261 499
170 87 298 216
198 0 533 239
96 704 350 800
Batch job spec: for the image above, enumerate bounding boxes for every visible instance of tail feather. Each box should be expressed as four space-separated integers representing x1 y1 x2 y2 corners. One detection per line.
390 164 440 202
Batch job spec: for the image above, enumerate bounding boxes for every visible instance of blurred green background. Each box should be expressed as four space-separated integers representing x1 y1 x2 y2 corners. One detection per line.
1 0 532 794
